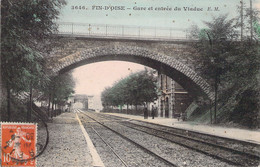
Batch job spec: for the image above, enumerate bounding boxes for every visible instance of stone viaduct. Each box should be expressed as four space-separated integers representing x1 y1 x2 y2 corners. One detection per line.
47 35 214 101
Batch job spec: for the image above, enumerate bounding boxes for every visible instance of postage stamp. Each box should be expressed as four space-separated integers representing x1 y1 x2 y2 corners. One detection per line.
1 122 37 167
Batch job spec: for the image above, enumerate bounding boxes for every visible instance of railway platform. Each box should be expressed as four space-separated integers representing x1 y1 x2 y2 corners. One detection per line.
37 112 102 167
106 113 260 145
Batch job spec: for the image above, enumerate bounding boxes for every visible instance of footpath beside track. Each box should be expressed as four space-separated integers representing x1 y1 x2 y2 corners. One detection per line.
80 112 178 167
37 112 93 167
86 112 260 167
105 115 260 166
35 110 260 167
80 111 257 167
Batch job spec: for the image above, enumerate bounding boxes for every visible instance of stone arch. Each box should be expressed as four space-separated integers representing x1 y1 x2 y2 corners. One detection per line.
52 45 214 100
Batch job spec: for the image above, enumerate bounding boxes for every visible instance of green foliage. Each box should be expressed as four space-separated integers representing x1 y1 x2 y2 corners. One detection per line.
198 29 209 40
242 4 260 40
1 0 65 93
1 0 66 120
254 22 260 38
101 69 157 108
204 15 237 40
190 15 239 81
46 72 75 106
188 14 260 128
232 89 259 128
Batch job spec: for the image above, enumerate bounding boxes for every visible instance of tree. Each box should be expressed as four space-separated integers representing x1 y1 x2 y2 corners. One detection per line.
42 72 75 117
101 69 158 112
254 22 260 38
1 0 66 121
235 0 260 41
188 14 260 128
101 87 112 108
128 69 157 109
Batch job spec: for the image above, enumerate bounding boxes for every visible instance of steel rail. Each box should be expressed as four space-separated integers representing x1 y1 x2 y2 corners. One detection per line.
91 127 129 167
94 113 260 166
80 112 178 167
104 113 260 149
121 122 258 166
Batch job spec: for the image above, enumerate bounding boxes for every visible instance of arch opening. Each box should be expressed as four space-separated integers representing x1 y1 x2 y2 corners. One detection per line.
52 45 214 101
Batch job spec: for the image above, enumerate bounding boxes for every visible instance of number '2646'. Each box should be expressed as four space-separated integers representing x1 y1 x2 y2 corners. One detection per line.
71 6 87 10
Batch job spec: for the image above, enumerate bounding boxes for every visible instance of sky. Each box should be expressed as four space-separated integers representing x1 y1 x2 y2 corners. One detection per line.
72 61 145 96
57 0 260 107
72 61 146 109
58 0 260 29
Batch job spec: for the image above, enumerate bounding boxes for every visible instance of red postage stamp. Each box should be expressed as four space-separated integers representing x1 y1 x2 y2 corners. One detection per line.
1 122 37 167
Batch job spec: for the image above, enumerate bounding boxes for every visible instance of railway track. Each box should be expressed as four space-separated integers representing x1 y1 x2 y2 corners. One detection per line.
86 112 260 167
102 114 260 154
79 112 178 167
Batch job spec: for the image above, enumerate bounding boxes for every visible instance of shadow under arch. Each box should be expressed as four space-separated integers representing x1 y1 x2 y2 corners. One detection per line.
52 45 214 101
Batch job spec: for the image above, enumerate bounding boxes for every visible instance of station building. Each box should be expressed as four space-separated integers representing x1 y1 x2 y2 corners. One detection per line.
68 94 89 110
157 73 193 118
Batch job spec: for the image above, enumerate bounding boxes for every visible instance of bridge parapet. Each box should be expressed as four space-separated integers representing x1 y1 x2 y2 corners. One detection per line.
57 22 194 41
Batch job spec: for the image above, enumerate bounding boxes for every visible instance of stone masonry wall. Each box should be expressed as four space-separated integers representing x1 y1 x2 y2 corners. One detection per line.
47 37 214 101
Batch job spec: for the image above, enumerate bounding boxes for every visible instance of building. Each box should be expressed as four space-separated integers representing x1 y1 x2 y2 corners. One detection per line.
157 73 193 118
87 95 94 110
68 94 89 110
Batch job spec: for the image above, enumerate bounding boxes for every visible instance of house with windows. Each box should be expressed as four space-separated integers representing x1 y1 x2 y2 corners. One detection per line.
157 72 193 118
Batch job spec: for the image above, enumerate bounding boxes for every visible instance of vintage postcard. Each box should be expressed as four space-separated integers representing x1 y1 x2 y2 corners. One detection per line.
1 0 260 166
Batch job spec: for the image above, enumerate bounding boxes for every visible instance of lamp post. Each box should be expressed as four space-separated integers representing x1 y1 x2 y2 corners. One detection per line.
210 57 219 124
250 0 253 41
208 55 219 124
204 30 226 124
204 30 213 124
211 37 226 124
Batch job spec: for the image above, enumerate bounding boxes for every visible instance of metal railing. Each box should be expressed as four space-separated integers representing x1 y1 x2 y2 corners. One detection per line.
57 22 190 40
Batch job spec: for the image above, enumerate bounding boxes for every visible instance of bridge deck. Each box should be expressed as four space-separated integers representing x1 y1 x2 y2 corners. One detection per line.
57 22 197 42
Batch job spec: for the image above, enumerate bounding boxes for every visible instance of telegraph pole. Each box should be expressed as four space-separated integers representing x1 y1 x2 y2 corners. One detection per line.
204 30 214 124
240 0 244 40
250 0 253 41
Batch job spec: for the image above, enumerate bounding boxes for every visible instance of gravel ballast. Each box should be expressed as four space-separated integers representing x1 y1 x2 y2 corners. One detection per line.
37 113 93 167
81 112 237 167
